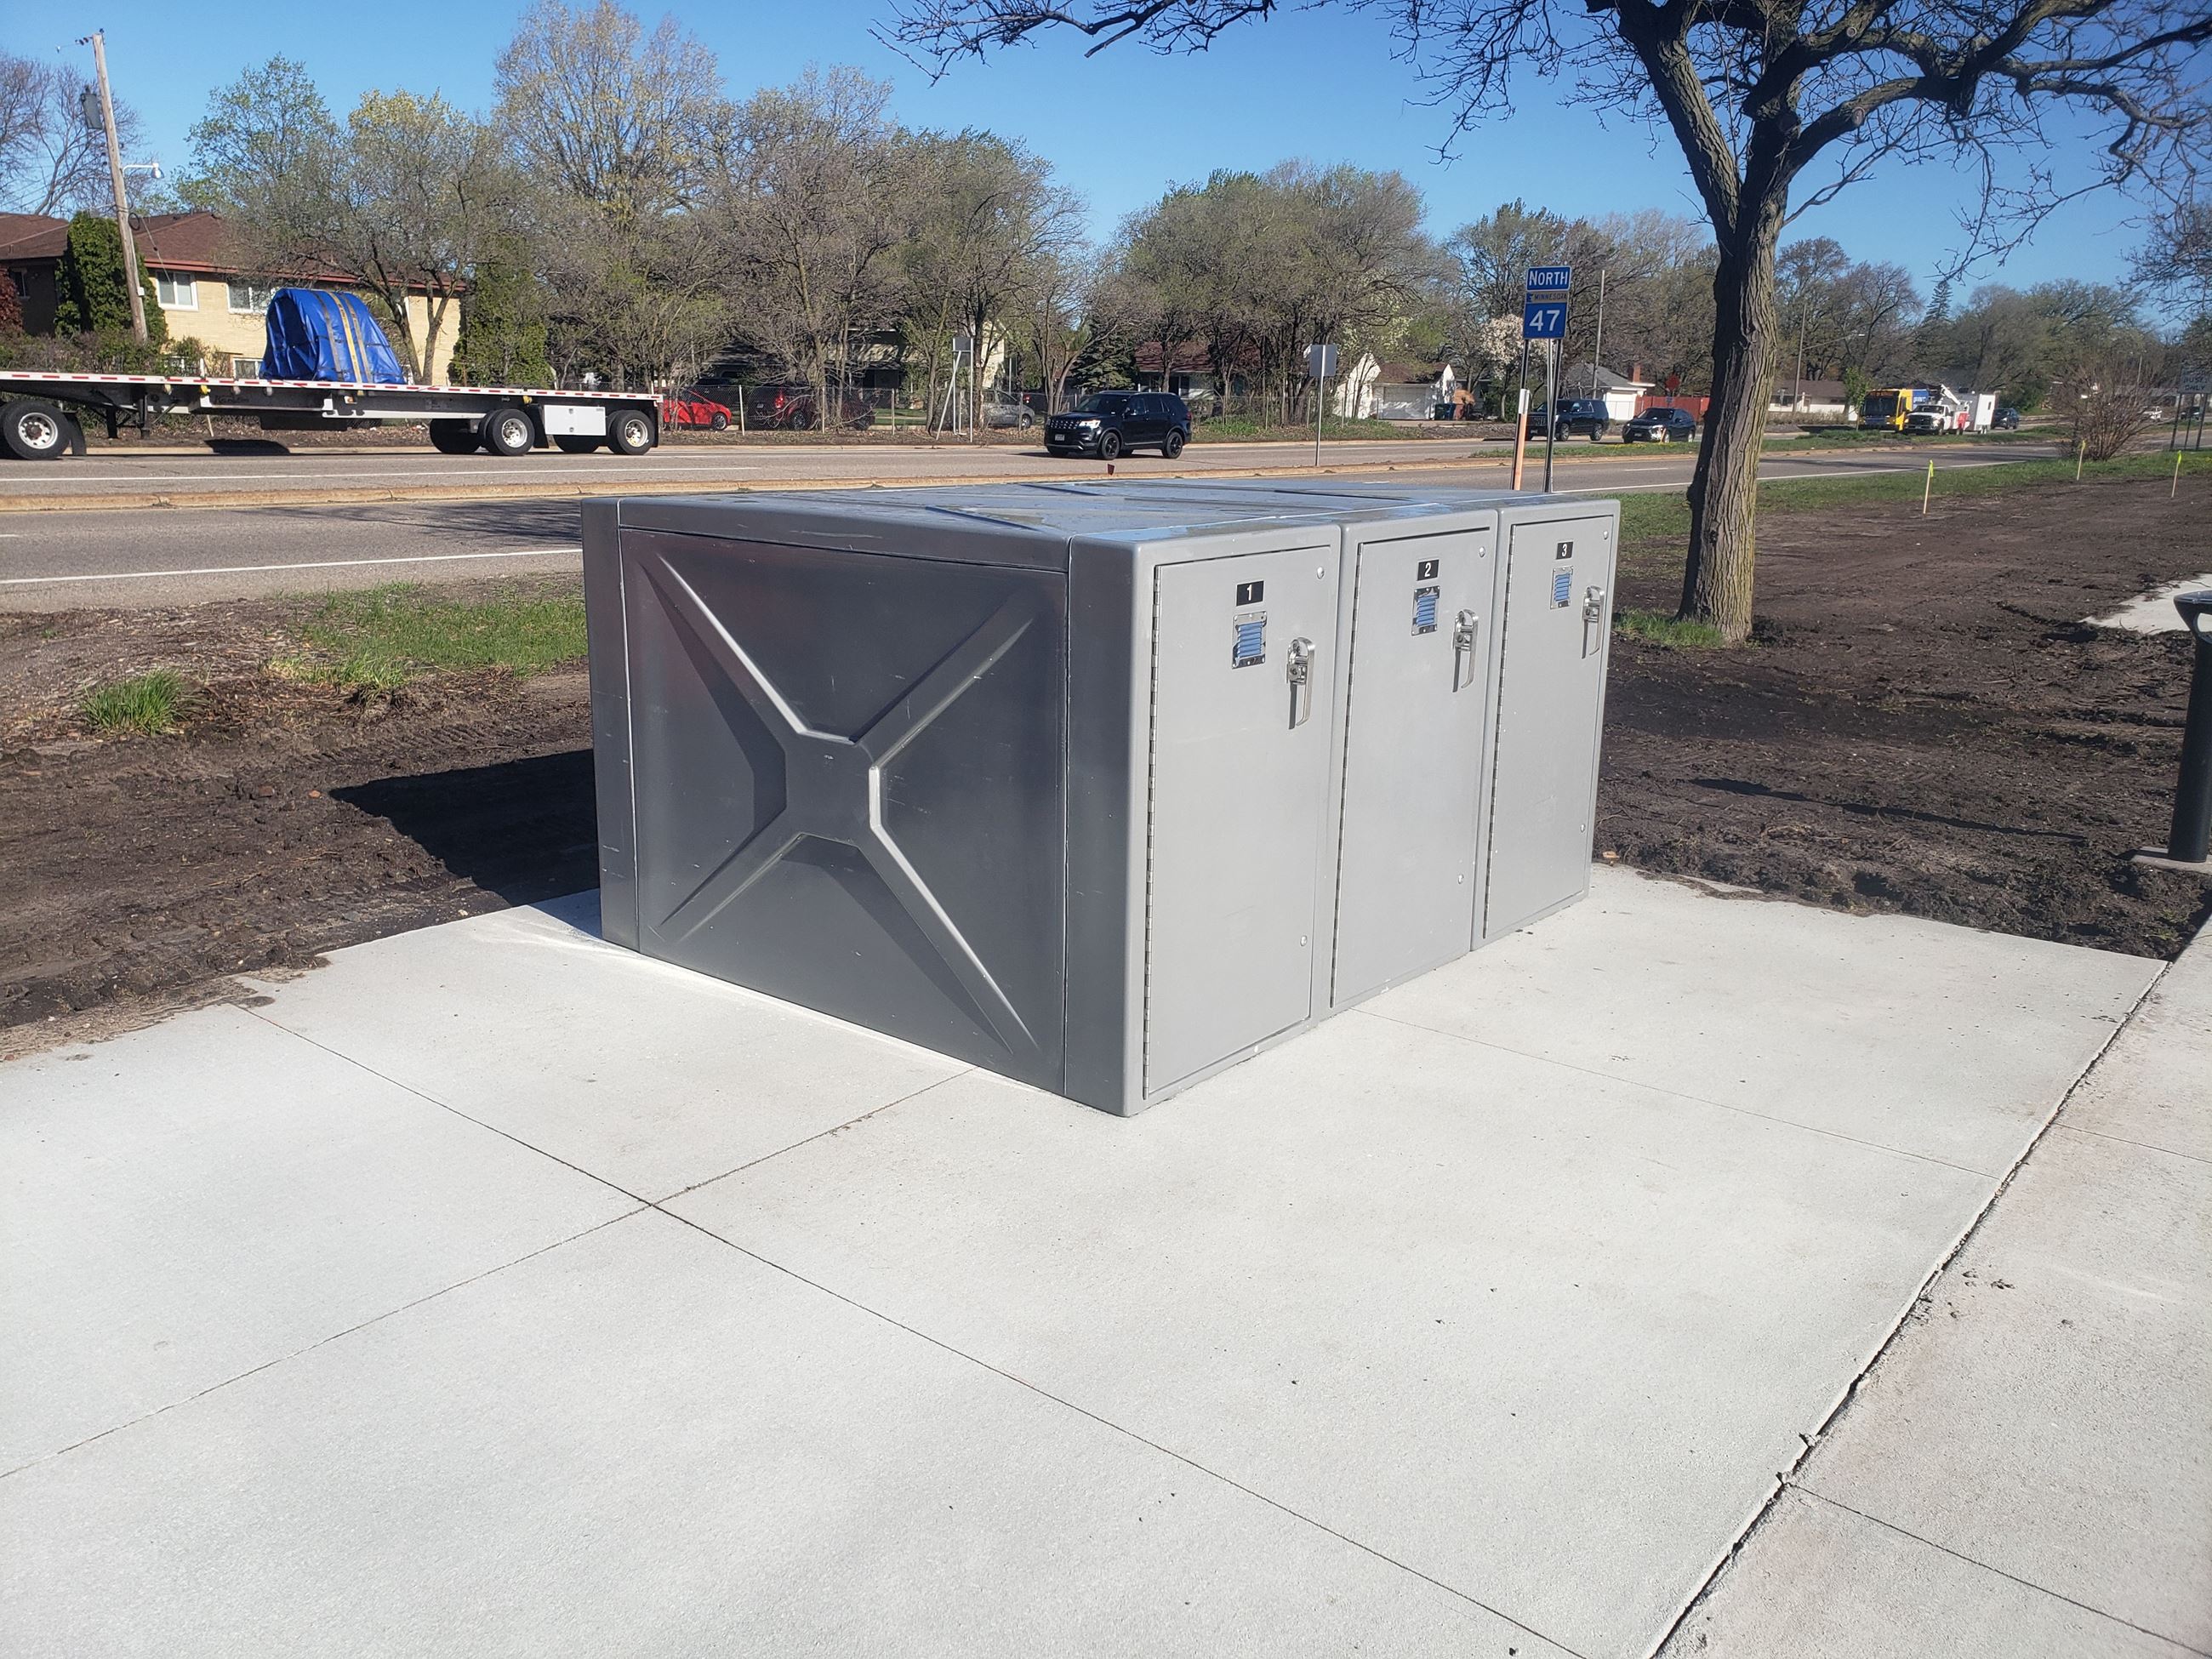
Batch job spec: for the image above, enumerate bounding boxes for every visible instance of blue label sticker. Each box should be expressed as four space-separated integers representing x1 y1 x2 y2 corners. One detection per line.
1412 585 1440 635
1232 613 1266 667
1552 568 1573 607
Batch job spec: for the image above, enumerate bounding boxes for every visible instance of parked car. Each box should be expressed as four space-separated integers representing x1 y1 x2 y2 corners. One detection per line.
1621 407 1698 443
1991 406 2021 430
1530 397 1612 440
983 400 1037 429
1043 391 1190 459
660 387 733 430
745 385 876 431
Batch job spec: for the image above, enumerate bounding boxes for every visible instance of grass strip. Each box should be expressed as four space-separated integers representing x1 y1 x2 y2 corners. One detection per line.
83 670 194 735
1614 607 1726 649
275 584 587 691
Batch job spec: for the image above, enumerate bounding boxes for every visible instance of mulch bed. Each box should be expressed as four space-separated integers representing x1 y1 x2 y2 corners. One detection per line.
2 472 2206 1055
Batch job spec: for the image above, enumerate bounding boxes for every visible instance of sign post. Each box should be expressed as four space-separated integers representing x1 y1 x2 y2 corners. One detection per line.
1510 386 1530 490
1524 266 1571 493
1306 344 1337 468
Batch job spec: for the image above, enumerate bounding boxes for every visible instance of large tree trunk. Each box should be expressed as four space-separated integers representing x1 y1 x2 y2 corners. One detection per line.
1679 214 1783 643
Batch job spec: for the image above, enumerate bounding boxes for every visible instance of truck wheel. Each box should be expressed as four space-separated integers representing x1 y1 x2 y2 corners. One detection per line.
554 436 601 454
429 420 480 455
607 410 653 455
481 407 535 456
2 400 70 461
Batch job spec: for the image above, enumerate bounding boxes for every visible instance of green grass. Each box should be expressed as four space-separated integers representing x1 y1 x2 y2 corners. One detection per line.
276 584 588 691
1613 607 1726 649
83 670 193 735
1193 413 1420 442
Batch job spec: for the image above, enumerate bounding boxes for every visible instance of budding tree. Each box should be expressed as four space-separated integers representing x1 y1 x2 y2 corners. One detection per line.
887 0 2211 643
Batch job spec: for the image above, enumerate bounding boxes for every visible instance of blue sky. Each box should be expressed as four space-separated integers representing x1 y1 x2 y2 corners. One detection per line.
11 0 2158 302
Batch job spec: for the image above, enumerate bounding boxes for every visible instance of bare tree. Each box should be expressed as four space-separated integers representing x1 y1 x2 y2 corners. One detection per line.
901 128 1085 430
712 69 913 430
494 1 727 389
2132 199 2212 320
0 50 148 217
887 0 2210 643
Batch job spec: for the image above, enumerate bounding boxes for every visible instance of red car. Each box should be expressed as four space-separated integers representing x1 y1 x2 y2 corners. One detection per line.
660 387 733 430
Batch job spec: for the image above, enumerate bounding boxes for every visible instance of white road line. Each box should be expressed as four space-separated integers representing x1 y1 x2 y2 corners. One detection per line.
0 545 582 587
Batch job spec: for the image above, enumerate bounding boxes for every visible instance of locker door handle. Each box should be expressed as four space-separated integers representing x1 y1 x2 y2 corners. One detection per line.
1286 636 1315 727
1451 609 1479 692
1582 586 1608 658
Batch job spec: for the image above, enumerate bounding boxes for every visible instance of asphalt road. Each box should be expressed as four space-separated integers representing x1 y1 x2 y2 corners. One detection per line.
0 441 2049 610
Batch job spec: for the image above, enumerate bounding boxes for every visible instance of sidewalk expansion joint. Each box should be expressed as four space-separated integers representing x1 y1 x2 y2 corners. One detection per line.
1351 1006 2000 1180
0 1206 645 1484
1789 1485 2212 1656
1638 958 2172 1659
650 1199 1589 1659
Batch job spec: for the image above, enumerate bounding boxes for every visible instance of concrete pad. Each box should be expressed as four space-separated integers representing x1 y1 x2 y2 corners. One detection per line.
2063 947 2212 1164
1663 1487 2197 1657
0 1209 1565 1659
248 896 969 1200
2086 573 2212 633
1800 1124 2212 1649
1366 868 2156 1173
0 1006 632 1473
670 1008 1994 1659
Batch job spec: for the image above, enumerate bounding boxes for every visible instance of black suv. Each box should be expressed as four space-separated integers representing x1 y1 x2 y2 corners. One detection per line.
1045 391 1190 459
1531 398 1613 440
1620 406 1698 443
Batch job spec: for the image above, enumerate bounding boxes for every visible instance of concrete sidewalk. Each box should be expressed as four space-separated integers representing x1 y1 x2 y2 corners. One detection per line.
1665 924 2212 1657
1 867 2192 1657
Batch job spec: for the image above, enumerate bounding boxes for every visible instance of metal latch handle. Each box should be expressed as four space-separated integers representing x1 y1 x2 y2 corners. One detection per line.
1451 609 1479 692
1286 636 1315 727
1582 585 1608 658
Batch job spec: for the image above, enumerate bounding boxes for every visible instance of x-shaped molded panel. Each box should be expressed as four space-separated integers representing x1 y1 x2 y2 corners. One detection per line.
637 550 1045 1063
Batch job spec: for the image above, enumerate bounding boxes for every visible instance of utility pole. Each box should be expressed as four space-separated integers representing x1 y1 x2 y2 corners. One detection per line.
80 30 147 343
1588 268 1605 408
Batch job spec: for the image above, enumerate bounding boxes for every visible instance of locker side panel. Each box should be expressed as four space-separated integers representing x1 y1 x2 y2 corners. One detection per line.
585 500 638 949
1482 508 1618 939
1142 539 1339 1097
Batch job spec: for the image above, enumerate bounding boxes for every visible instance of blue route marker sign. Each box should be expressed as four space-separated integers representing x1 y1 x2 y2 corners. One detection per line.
1525 265 1572 294
1522 301 1568 340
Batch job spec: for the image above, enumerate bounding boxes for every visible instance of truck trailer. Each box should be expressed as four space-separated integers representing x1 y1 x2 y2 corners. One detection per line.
0 286 659 461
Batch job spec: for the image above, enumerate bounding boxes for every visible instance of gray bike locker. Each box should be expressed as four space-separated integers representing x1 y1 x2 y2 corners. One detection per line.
1480 497 1618 938
1102 481 1503 1009
586 484 1359 1116
1151 481 1620 948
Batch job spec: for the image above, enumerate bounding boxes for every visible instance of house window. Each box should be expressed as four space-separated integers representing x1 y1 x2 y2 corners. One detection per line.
227 282 276 315
153 272 197 310
230 356 263 379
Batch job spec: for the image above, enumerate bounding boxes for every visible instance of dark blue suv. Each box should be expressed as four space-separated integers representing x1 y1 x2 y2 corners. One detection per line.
1045 391 1191 459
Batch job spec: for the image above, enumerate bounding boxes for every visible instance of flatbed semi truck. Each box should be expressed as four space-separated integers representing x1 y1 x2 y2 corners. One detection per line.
0 369 661 461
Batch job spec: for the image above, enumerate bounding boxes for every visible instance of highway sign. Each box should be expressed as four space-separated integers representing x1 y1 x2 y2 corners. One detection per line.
1305 343 1338 379
1525 265 1571 294
1522 301 1568 340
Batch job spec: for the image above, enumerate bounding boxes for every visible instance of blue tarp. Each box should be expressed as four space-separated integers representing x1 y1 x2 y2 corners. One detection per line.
262 288 408 384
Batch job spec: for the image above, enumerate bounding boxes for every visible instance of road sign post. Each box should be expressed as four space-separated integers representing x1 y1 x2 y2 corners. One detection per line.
1524 265 1571 493
1306 343 1337 467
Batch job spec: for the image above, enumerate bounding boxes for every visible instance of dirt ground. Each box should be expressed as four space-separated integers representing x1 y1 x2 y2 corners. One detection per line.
2 472 2208 1055
1601 471 2210 958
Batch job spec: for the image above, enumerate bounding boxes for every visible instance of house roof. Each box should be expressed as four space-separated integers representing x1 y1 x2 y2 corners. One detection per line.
1 209 453 294
0 212 64 260
1560 363 1654 392
1134 341 1221 374
1372 362 1450 386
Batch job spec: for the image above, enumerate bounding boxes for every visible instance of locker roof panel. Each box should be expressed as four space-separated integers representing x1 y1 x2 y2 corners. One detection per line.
612 482 1512 571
